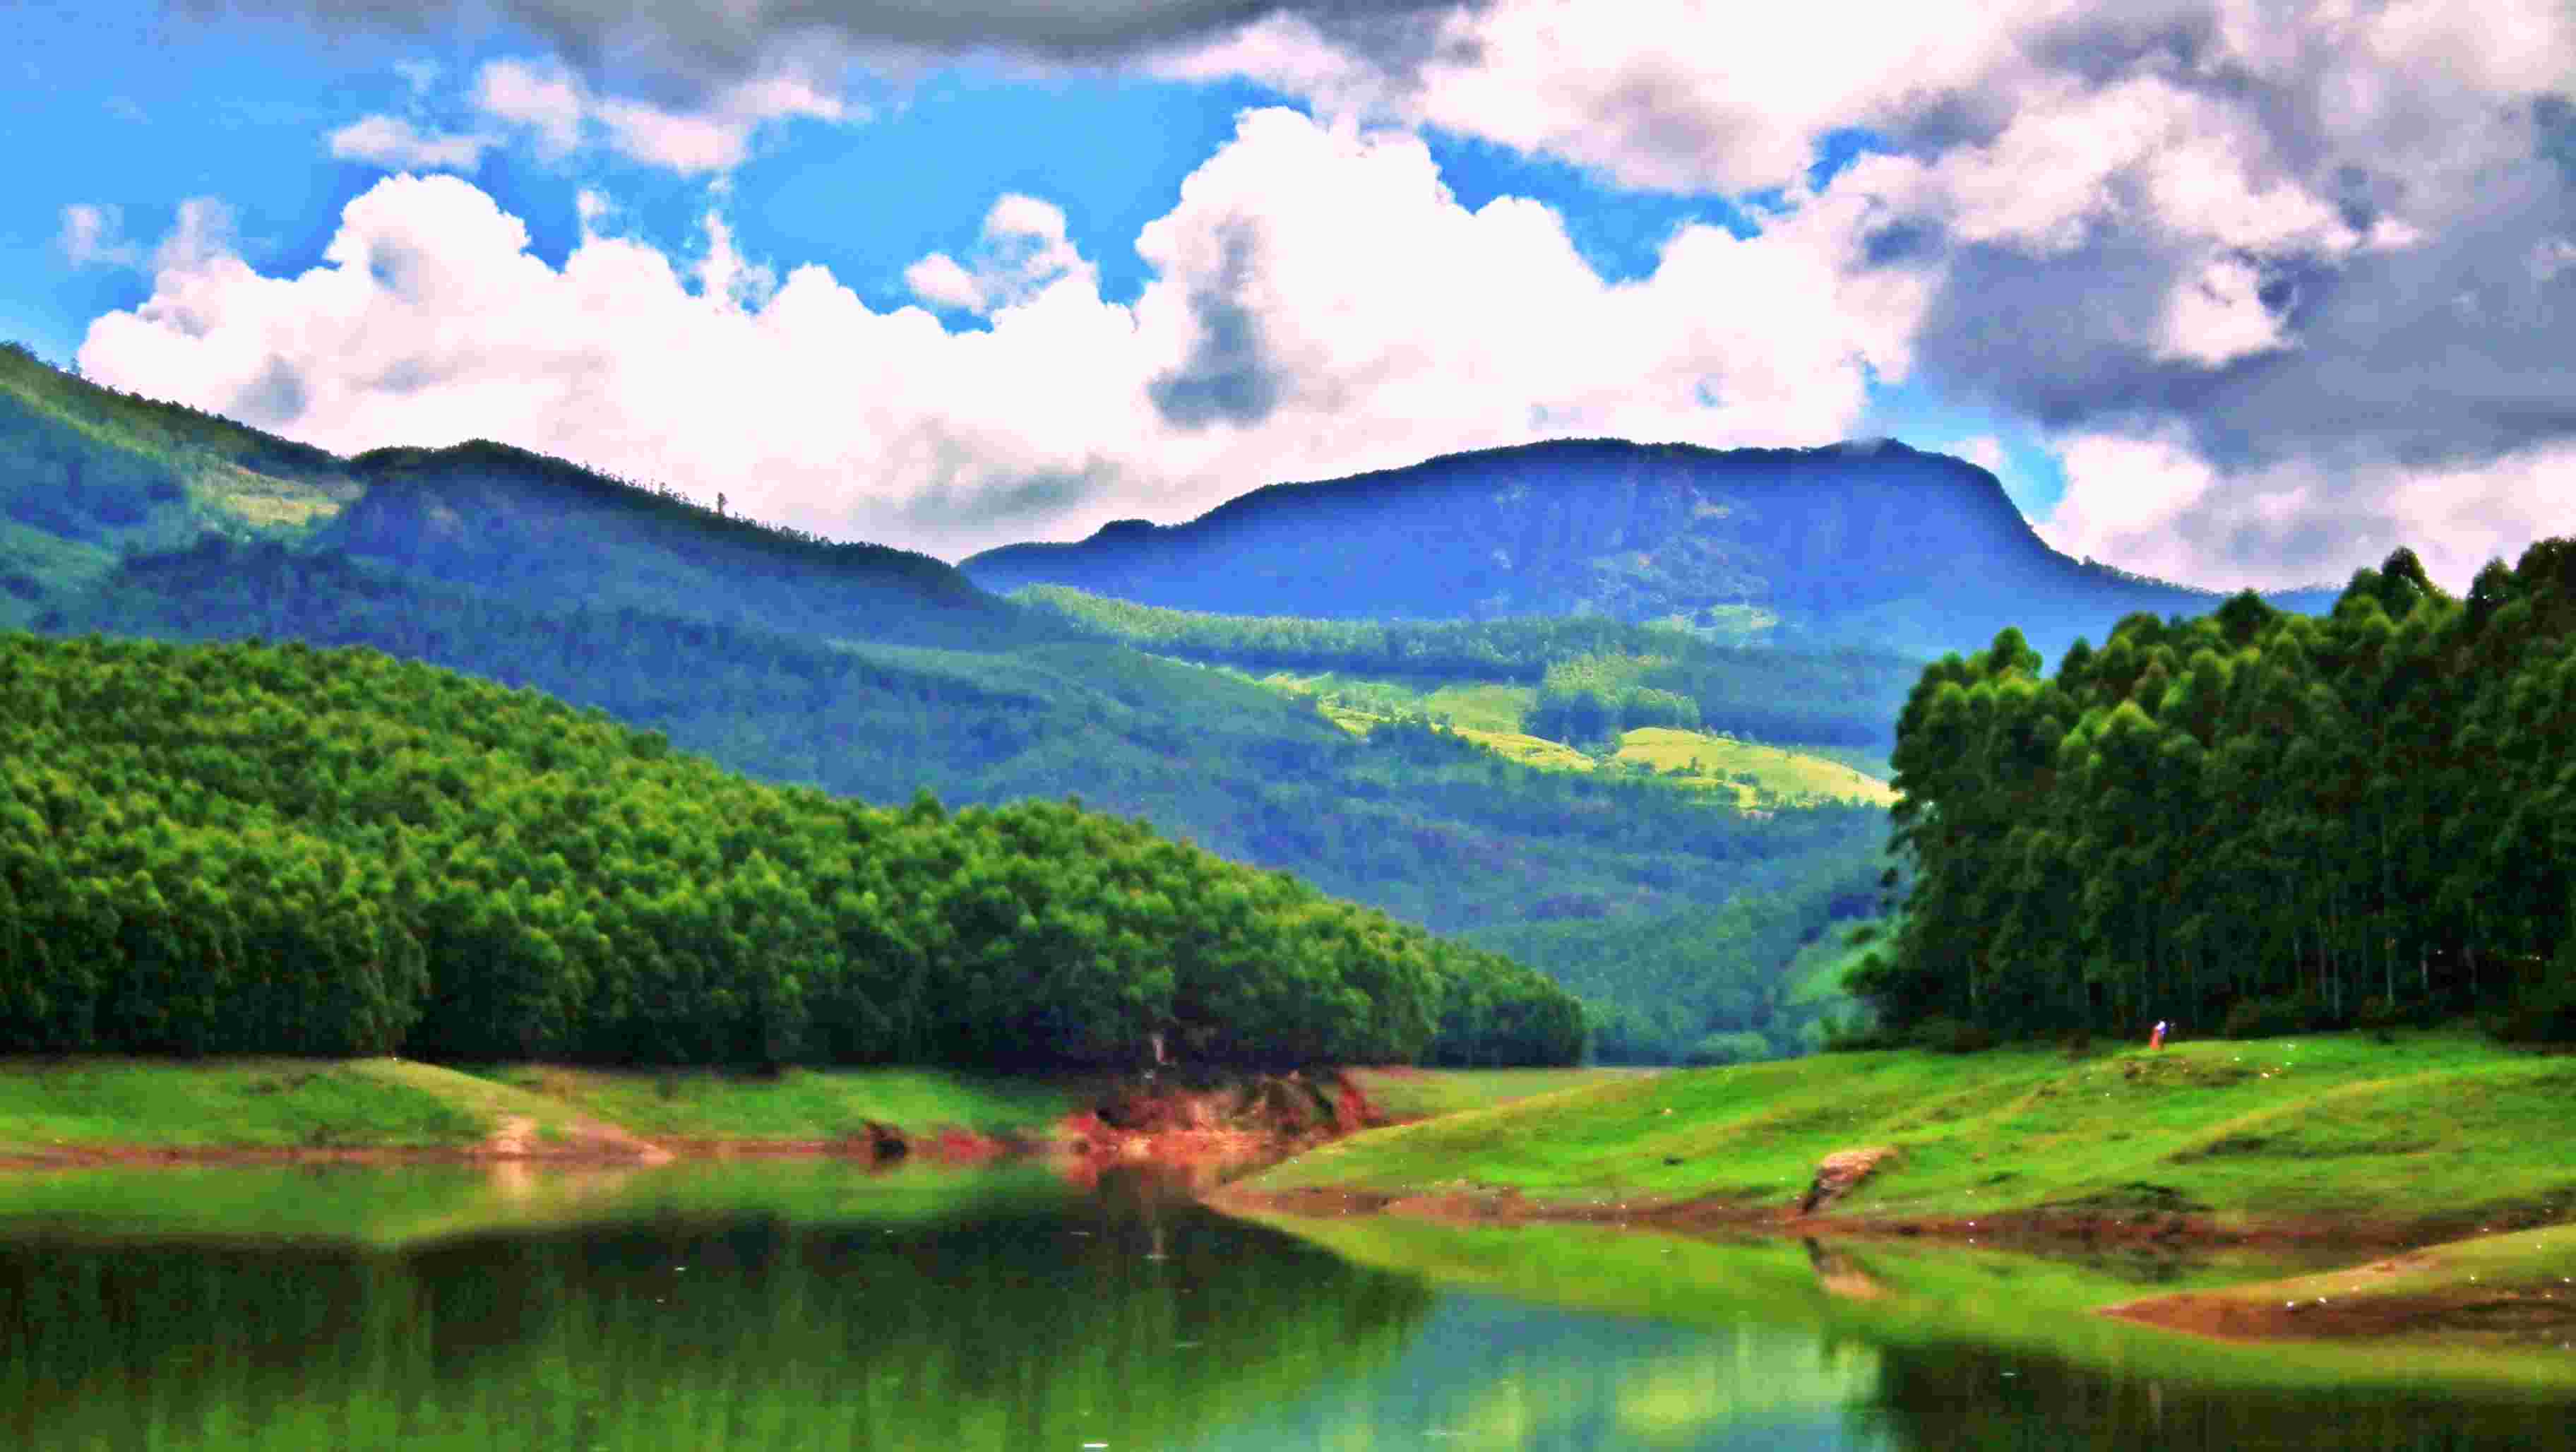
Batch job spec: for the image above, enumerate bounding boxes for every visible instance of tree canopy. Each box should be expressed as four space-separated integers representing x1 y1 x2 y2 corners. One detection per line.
0 633 1582 1067
1856 540 2576 1044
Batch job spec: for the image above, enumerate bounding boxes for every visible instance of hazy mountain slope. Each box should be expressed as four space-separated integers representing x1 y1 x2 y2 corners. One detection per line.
0 343 358 621
339 441 1037 651
963 436 2332 665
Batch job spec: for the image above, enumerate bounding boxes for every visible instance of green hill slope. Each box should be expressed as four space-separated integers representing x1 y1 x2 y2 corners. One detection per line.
1244 1031 2576 1238
0 631 1583 1066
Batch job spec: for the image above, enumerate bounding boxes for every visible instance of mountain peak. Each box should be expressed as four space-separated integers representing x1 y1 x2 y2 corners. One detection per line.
962 436 2282 662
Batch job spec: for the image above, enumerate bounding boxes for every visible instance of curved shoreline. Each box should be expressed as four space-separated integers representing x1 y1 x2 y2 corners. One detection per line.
1198 1180 2438 1253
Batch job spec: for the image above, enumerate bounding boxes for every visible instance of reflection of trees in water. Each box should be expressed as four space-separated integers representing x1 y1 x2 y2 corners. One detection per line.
1854 1340 2576 1451
0 1188 1432 1450
1190 1293 1883 1451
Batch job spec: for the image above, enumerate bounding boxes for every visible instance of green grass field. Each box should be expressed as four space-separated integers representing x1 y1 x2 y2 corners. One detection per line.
0 1059 491 1150
1289 683 1887 808
1347 1066 1658 1121
1610 727 1897 807
1249 1032 2576 1234
474 1065 1082 1141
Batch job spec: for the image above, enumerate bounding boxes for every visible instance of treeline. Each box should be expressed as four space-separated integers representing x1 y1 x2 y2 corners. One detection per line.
1856 540 2576 1042
1017 585 1917 750
0 633 1582 1067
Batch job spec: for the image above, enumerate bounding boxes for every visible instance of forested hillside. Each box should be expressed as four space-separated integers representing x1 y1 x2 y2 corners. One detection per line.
964 437 2340 666
1858 540 2576 1044
0 633 1583 1066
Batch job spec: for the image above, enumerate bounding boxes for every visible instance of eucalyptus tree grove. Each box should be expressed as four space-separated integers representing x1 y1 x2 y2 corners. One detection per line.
1858 540 2576 1041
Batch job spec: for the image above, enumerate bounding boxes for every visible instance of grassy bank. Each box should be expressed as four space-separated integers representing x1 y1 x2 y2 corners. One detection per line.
1245 1031 2576 1237
1228 1033 2576 1359
0 1058 1633 1161
1343 1066 1655 1121
473 1064 1081 1142
0 1059 497 1150
0 1057 1088 1160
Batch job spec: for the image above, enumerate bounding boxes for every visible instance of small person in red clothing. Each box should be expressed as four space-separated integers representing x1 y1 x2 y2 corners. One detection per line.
2149 1020 2169 1051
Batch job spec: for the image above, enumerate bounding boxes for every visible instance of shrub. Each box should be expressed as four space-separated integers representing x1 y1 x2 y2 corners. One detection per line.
2488 984 2576 1045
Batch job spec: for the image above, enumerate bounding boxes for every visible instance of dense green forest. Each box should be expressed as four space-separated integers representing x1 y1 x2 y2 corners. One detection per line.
1018 585 1920 750
0 633 1582 1067
46 540 1884 941
1856 539 2576 1044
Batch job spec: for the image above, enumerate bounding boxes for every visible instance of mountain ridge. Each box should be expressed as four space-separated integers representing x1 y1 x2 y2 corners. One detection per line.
964 436 2340 664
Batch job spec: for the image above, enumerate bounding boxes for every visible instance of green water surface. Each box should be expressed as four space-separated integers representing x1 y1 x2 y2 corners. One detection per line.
1 1161 2570 1450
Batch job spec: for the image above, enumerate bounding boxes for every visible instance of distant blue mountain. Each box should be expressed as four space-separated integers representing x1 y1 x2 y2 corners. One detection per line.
963 437 2338 667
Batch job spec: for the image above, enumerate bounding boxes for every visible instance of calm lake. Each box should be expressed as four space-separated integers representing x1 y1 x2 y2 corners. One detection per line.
2 1160 2570 1450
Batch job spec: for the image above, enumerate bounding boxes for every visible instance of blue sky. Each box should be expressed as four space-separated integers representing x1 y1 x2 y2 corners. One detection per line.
10 1 2572 588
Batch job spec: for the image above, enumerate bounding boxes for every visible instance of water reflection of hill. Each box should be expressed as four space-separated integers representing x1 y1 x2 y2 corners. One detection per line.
0 1182 1430 1451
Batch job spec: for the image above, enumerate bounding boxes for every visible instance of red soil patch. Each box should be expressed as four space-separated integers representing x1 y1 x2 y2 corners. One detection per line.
1050 1069 1388 1181
2101 1285 2576 1344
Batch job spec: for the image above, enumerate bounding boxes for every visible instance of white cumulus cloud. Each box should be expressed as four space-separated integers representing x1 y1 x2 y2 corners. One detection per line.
72 109 1931 559
327 114 496 170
